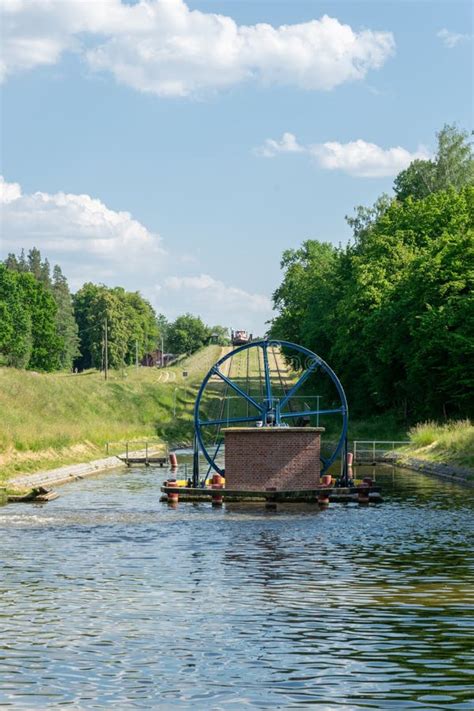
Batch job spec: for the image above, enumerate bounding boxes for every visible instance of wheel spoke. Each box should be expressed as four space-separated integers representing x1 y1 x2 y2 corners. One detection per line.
280 407 344 419
200 414 262 427
213 367 263 413
202 441 223 487
279 359 320 411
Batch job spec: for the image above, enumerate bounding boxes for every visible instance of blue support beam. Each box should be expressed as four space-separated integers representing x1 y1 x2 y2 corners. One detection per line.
279 359 320 411
200 414 262 427
280 407 344 419
202 440 223 487
213 367 263 414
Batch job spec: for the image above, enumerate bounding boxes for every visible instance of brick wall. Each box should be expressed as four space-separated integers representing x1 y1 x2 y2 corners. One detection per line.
224 427 324 491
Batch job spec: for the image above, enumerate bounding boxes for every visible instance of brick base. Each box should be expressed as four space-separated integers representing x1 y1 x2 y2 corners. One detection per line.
224 427 324 491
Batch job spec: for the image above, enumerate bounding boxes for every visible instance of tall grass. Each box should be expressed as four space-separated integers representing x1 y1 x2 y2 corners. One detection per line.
405 419 474 468
0 345 222 481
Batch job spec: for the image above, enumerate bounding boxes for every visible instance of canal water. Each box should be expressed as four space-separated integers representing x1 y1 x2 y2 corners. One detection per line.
0 460 473 709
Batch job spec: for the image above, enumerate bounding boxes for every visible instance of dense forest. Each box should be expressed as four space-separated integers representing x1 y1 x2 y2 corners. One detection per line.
0 250 229 371
270 125 474 422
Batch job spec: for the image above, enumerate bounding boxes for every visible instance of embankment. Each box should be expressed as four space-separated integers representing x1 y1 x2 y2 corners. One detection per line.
381 453 473 485
392 420 474 484
7 454 129 492
0 345 223 483
6 446 164 495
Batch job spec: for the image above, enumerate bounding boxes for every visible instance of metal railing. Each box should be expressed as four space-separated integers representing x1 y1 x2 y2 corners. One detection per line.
353 440 410 462
219 394 324 426
105 438 167 457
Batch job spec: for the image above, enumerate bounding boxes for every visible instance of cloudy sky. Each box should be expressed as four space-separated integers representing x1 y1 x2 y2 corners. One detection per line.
0 0 472 334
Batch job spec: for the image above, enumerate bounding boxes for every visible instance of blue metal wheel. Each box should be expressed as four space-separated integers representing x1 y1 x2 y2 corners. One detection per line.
194 340 348 480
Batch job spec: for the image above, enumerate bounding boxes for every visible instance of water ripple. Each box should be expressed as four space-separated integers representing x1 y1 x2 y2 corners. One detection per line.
0 464 473 709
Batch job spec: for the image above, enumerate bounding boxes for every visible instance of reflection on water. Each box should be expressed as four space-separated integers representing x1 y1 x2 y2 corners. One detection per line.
0 460 473 709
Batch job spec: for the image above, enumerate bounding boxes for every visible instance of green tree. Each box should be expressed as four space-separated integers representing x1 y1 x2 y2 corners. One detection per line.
0 265 62 371
52 265 80 370
122 290 159 364
16 272 62 371
0 265 33 367
166 314 210 355
74 283 160 370
209 325 230 345
156 313 169 351
17 249 28 272
270 240 339 360
270 127 474 422
395 124 473 201
435 124 474 191
393 159 437 201
27 247 43 281
40 258 51 288
74 284 118 370
5 249 79 370
4 253 20 271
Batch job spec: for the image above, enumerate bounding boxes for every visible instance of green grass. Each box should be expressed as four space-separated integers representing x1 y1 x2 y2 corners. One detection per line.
0 345 223 482
400 419 474 469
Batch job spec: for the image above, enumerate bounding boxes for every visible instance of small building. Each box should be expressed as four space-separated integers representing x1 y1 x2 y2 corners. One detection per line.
141 349 163 367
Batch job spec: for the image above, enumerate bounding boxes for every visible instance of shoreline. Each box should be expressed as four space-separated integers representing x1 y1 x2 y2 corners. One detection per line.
5 448 164 494
3 447 472 502
377 453 473 486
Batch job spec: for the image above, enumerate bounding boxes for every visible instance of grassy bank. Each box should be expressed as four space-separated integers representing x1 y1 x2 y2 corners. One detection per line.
0 345 223 482
398 420 474 470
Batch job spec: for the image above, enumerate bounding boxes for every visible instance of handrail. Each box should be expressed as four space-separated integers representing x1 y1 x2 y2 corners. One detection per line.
353 440 410 461
105 438 167 456
354 440 411 444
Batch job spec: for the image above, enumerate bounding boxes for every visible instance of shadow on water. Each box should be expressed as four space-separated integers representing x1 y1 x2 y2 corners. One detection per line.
0 456 473 709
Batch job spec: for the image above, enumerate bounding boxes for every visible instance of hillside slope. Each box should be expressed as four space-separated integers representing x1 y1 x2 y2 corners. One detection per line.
0 345 223 481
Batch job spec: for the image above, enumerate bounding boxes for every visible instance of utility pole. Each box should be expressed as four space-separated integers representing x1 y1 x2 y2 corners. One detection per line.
104 316 108 381
135 339 139 372
161 335 164 368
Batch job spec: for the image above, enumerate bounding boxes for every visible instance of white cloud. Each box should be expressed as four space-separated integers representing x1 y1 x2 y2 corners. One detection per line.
0 175 22 203
437 28 472 49
1 1 395 95
0 0 123 81
0 176 271 332
254 132 303 158
165 274 272 330
310 140 430 177
0 175 165 287
255 133 430 177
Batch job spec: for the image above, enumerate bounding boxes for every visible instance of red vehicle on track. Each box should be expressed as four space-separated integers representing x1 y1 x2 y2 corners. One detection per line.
231 330 252 346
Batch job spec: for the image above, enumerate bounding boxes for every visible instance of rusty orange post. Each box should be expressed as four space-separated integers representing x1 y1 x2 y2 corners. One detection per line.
211 473 224 506
167 490 179 505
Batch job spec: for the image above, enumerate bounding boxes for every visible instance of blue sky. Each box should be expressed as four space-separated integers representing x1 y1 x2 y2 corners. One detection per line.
0 0 472 334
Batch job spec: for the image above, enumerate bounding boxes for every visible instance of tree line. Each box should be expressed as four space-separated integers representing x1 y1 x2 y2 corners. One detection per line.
0 249 229 372
270 125 474 422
